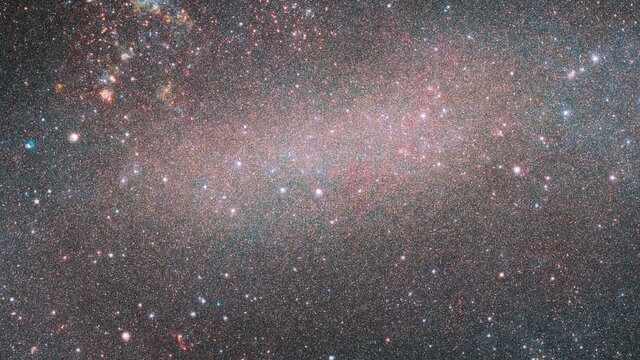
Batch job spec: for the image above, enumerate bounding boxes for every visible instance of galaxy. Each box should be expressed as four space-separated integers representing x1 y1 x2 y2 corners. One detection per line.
1 0 639 358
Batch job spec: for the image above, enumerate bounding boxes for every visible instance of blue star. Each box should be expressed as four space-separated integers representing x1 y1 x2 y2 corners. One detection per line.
25 139 36 150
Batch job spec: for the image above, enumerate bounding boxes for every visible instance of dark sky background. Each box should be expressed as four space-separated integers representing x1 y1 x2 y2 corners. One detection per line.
1 0 638 358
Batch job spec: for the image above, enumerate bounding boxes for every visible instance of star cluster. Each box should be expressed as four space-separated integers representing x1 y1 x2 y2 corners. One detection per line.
1 0 639 358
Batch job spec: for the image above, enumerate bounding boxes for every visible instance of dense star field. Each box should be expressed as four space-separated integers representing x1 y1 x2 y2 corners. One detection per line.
1 0 639 358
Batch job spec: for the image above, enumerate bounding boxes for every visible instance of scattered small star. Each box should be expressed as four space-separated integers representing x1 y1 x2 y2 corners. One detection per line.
121 331 131 343
68 132 80 143
512 166 522 175
25 139 36 150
